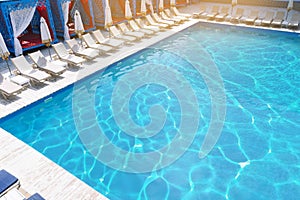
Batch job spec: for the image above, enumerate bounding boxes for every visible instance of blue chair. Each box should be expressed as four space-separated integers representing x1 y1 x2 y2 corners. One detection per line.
0 169 20 197
0 169 45 200
27 193 45 200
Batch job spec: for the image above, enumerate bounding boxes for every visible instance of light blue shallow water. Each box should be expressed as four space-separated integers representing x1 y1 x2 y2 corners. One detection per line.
1 23 300 199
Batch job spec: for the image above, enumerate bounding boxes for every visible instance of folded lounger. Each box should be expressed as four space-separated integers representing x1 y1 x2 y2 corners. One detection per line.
172 7 192 18
270 11 285 27
135 18 161 32
82 33 113 53
206 5 220 19
152 13 175 26
128 20 155 35
92 30 124 48
160 11 182 24
65 39 99 60
164 9 187 22
0 169 20 197
117 22 145 39
0 73 24 100
215 6 230 21
108 25 137 42
11 56 51 84
28 50 67 76
231 8 244 22
243 10 259 24
52 42 86 66
144 15 169 29
261 11 275 26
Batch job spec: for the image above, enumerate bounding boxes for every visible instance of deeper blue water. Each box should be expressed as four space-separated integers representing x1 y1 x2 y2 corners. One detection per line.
1 23 300 199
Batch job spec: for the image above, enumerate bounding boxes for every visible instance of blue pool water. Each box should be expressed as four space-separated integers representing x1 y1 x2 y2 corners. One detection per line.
1 22 300 199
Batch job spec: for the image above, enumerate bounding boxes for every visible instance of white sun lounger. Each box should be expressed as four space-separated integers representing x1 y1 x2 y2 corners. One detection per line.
11 56 51 84
0 73 24 99
270 11 285 27
206 5 220 19
152 13 175 26
109 25 137 42
172 7 192 18
261 11 275 26
92 30 124 48
164 9 187 22
244 10 259 24
193 4 208 18
144 15 169 29
135 18 161 32
117 23 145 39
231 8 244 22
215 7 230 21
28 50 67 76
82 33 113 53
128 20 155 35
65 39 99 60
160 11 182 24
52 42 86 66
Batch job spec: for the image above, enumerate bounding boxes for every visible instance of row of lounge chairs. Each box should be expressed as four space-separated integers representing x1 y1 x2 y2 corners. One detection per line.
0 8 191 100
0 169 44 200
193 4 300 29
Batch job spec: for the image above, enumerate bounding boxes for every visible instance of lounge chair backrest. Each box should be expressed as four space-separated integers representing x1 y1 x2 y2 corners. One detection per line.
164 9 172 17
290 13 300 22
82 33 96 47
11 56 32 73
173 7 181 15
235 8 244 17
264 11 275 20
129 20 139 31
135 18 144 27
28 50 44 63
109 26 121 37
53 43 69 58
152 13 160 21
92 30 105 43
161 11 171 19
199 5 206 12
28 50 48 67
249 10 259 17
220 7 229 14
146 15 156 24
211 5 219 13
275 11 285 20
66 39 81 53
118 23 130 33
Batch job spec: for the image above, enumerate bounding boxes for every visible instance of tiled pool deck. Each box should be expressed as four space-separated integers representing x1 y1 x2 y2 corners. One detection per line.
0 3 299 199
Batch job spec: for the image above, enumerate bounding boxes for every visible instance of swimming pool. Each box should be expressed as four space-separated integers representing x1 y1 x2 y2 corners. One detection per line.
1 22 300 199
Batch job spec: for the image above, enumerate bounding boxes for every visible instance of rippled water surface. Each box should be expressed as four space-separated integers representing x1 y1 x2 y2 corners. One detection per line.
1 23 300 199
